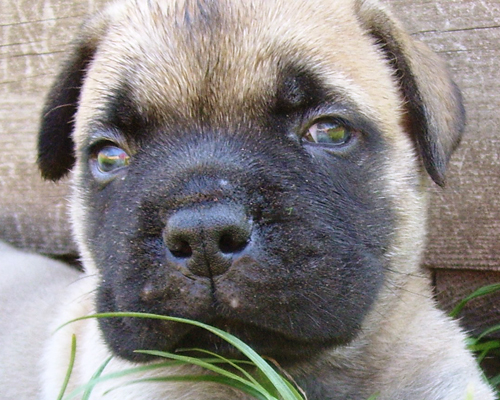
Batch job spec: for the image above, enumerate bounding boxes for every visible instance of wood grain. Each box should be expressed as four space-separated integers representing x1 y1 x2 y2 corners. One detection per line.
387 0 500 270
0 0 108 254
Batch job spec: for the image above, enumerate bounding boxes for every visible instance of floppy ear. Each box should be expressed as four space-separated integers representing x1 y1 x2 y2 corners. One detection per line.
355 0 465 186
37 19 106 181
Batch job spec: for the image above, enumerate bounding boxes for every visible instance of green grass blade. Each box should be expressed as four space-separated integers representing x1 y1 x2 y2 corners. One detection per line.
177 348 266 391
489 373 500 387
136 349 275 399
467 340 500 363
59 312 304 400
468 340 500 353
465 337 479 347
477 324 500 340
62 361 188 400
82 357 112 400
450 283 500 318
105 374 273 400
57 334 77 400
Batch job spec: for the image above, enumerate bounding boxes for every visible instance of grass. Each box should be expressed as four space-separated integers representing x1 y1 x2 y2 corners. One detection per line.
451 283 500 397
56 284 500 400
57 313 306 400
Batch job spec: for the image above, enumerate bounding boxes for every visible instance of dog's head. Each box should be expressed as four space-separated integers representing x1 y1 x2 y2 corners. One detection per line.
38 0 464 364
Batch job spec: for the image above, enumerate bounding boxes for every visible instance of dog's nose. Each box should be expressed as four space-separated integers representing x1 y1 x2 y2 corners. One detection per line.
163 204 252 277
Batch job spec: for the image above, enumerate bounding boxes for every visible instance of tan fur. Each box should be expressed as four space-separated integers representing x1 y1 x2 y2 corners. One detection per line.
1 0 496 399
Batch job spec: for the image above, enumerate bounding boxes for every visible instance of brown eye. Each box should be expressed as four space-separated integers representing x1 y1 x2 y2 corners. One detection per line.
96 145 130 173
303 120 352 146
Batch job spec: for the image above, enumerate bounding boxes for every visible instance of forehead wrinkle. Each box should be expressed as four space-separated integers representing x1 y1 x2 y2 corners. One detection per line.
89 0 401 135
102 2 279 125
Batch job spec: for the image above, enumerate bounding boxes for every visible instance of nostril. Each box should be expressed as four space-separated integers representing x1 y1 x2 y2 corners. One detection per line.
168 239 193 258
163 204 252 276
219 232 249 254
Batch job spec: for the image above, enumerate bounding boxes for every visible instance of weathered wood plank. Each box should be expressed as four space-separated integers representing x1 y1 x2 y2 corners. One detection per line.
387 0 500 269
0 0 108 254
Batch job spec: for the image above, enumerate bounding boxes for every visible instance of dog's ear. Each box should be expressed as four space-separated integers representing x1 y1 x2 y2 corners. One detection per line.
37 17 107 181
355 0 465 186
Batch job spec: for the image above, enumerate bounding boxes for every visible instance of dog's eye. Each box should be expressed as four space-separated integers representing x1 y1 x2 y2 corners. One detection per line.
95 145 130 173
303 120 351 146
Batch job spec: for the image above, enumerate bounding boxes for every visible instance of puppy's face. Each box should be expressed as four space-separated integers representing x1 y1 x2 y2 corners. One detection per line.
39 0 464 364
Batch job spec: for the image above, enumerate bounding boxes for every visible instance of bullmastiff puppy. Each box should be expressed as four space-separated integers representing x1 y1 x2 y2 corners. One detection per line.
3 0 497 399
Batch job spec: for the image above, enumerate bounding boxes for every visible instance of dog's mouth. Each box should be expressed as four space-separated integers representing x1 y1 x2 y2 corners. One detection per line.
99 309 344 364
170 318 340 362
96 245 384 364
